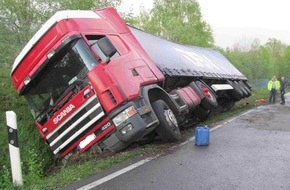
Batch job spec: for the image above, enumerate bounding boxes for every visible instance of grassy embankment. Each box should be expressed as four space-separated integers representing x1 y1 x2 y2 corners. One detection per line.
0 68 269 189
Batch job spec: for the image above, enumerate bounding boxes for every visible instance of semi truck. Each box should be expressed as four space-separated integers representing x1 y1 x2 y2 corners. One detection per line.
11 7 251 158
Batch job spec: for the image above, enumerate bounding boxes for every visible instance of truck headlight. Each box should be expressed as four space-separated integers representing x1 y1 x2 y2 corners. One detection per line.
112 106 137 126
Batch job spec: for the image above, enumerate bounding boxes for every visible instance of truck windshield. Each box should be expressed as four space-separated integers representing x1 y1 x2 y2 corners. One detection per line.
23 38 98 121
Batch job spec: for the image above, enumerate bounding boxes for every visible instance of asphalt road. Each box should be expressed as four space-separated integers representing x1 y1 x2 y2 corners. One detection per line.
64 94 290 190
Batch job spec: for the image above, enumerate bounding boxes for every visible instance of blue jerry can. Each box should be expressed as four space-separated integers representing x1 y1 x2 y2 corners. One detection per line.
195 126 210 146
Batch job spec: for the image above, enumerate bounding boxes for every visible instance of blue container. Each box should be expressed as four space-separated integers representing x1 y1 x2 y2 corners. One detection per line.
195 126 210 146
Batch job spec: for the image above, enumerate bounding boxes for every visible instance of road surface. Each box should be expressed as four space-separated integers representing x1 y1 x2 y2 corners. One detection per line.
63 94 290 190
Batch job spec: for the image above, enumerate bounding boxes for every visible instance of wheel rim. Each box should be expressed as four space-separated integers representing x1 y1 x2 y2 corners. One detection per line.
164 109 178 129
202 87 214 101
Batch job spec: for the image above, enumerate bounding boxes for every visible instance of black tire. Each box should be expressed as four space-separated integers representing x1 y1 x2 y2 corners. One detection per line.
152 100 181 142
239 81 251 97
195 81 218 110
234 81 248 97
243 81 252 90
227 80 243 101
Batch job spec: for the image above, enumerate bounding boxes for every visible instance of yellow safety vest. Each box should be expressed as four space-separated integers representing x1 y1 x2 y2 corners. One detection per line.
268 80 280 90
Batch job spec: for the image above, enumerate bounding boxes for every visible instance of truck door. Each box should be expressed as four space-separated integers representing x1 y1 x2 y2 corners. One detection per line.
86 34 158 101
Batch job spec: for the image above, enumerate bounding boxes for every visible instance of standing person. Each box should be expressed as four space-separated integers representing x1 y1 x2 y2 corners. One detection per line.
280 76 288 105
268 76 280 103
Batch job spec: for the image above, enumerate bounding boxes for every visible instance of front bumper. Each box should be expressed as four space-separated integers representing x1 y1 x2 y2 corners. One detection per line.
103 105 148 152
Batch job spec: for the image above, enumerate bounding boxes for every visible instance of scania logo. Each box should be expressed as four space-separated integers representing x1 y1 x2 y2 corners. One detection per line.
53 104 75 124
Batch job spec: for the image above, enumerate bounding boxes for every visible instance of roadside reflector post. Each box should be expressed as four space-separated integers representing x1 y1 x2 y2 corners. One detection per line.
6 111 23 187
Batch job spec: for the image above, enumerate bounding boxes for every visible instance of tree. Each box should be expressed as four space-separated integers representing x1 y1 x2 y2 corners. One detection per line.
55 0 121 10
132 0 214 47
278 46 290 78
120 7 138 26
0 0 56 68
224 38 288 82
264 38 286 77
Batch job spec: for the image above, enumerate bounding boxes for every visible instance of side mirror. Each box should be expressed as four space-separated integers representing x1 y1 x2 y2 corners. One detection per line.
97 37 117 63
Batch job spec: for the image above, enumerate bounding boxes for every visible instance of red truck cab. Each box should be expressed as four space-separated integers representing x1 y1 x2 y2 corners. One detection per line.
11 8 165 157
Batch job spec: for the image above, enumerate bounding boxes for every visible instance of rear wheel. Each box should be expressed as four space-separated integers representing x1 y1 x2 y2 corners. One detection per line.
152 100 181 142
239 81 251 97
234 81 249 97
227 80 243 101
195 81 218 110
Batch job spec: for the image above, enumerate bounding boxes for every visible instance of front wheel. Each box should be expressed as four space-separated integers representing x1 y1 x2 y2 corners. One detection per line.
152 100 181 142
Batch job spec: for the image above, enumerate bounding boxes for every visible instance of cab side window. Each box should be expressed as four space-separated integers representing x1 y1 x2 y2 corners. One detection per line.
86 35 120 62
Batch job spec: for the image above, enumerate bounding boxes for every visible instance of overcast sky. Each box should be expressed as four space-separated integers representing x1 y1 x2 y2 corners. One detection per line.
119 0 290 48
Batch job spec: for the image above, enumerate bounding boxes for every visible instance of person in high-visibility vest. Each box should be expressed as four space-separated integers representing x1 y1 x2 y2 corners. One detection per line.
268 76 280 103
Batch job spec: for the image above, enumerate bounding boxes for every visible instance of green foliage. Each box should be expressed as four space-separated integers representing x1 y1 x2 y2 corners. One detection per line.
224 38 290 81
0 0 57 68
55 0 121 10
278 46 290 77
127 0 214 47
0 68 57 189
0 165 12 189
24 149 44 183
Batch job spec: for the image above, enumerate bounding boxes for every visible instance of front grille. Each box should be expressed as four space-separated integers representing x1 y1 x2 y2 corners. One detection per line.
46 95 105 154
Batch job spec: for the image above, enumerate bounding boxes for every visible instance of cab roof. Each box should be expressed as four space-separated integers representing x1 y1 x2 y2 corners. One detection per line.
11 10 101 74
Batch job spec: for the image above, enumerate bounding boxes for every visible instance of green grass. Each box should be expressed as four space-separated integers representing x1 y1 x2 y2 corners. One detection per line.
0 68 269 189
24 147 156 189
0 69 56 189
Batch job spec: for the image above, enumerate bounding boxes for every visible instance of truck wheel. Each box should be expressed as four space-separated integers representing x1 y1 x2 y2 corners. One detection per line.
152 100 181 142
195 81 218 110
243 81 252 90
234 81 249 97
227 80 243 101
239 81 251 97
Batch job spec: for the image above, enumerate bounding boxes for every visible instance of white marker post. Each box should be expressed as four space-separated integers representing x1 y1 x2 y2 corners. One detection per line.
6 111 23 187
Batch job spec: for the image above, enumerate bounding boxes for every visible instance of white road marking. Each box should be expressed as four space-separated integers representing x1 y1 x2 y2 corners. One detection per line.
77 109 254 189
76 156 158 190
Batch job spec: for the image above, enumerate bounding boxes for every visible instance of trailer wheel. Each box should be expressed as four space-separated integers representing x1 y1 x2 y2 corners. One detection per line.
242 80 252 90
152 100 181 142
227 80 243 101
238 81 251 97
195 81 218 110
234 81 249 97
